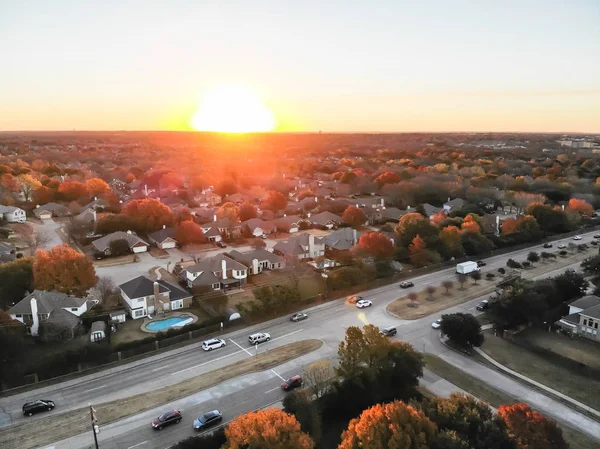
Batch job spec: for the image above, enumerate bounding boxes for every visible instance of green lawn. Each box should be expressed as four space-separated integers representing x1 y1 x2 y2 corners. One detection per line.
423 353 600 449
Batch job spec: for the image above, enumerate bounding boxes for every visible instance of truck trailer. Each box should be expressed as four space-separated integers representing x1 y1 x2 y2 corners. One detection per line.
456 261 479 274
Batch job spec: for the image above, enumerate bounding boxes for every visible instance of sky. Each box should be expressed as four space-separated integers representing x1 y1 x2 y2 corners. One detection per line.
1 0 599 133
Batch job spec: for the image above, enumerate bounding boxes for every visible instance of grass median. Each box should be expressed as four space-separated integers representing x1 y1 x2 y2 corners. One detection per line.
423 353 600 449
0 339 323 449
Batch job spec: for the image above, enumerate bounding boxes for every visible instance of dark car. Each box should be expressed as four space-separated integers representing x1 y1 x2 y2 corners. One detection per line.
94 252 106 260
543 243 553 248
380 326 397 337
290 312 308 322
594 235 600 239
476 260 486 267
216 242 227 248
281 375 303 391
152 410 182 430
476 300 489 311
399 281 414 288
22 400 55 417
591 241 599 246
193 410 223 431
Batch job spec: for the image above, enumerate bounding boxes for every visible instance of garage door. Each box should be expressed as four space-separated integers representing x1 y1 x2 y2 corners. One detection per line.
161 241 176 249
133 245 147 253
289 227 299 233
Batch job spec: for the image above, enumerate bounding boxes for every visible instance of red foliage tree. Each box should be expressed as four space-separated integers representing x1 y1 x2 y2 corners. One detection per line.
374 172 401 187
33 186 56 205
567 198 593 217
501 217 519 234
58 181 89 202
431 210 447 227
174 220 205 245
262 190 288 211
353 232 395 260
121 198 173 233
461 215 481 233
498 403 569 449
33 244 98 296
217 202 240 221
86 178 111 197
342 206 367 229
1 174 20 192
238 201 258 222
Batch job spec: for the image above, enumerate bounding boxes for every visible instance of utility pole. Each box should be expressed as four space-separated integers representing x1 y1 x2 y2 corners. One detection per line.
90 404 99 449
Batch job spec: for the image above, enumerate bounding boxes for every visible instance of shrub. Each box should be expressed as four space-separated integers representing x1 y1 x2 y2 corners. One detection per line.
498 267 506 275
522 261 531 268
559 250 568 256
485 273 495 280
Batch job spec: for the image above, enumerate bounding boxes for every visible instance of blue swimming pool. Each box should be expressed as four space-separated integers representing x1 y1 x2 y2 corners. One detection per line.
145 315 194 331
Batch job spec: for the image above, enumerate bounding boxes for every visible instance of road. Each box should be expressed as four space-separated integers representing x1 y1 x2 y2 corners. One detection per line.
2 232 600 448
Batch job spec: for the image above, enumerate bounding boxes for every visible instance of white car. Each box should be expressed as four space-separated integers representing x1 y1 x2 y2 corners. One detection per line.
202 338 226 351
558 243 567 249
431 319 442 329
573 235 582 240
356 299 373 309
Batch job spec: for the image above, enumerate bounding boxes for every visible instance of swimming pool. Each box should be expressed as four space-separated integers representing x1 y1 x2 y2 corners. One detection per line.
145 314 194 332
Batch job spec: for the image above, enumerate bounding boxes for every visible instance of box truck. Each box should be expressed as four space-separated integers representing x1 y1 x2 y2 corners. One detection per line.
456 261 479 274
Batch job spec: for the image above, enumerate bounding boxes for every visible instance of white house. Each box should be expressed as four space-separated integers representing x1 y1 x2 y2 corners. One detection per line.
0 205 26 223
273 233 325 260
119 276 193 319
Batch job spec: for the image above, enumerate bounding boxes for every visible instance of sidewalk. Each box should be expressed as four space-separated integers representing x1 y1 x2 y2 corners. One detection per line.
474 347 600 419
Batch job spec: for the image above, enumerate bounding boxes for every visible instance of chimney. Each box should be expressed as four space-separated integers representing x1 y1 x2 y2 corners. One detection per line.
153 281 160 314
284 213 287 217
30 297 40 337
36 204 40 208
307 212 311 218
94 196 97 201
252 259 259 275
163 224 166 229
380 198 384 207
407 205 411 210
127 230 132 234
562 204 565 211
221 258 227 279
214 214 217 222
447 197 451 203
308 234 315 257
314 196 318 203
352 228 357 243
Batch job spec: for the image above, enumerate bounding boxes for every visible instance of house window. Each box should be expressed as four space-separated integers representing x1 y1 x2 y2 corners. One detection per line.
71 308 78 312
583 319 587 326
212 283 220 290
171 300 183 310
595 322 599 329
16 314 22 318
39 314 49 320
133 309 145 318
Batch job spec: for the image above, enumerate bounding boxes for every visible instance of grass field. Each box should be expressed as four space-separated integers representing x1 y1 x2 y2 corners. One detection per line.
0 339 323 449
422 353 600 449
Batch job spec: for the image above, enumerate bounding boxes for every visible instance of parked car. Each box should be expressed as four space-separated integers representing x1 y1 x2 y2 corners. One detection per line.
543 243 553 248
594 235 600 239
281 375 303 391
476 300 489 311
216 242 227 248
558 243 567 249
573 235 582 240
202 338 226 351
193 410 223 431
152 410 182 430
347 295 363 304
380 326 397 337
356 299 372 309
22 400 55 417
399 281 414 288
431 319 442 329
248 332 271 345
290 312 308 322
476 260 486 267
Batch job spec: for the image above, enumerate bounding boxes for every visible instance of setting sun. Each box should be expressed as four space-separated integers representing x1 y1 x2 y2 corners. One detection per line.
190 86 276 133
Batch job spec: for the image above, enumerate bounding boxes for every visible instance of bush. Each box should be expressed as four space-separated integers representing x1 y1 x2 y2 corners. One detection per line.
485 273 495 280
559 250 568 256
498 267 506 275
171 428 226 449
506 259 522 269
521 261 531 268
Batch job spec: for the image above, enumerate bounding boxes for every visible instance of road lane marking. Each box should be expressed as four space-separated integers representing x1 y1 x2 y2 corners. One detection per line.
229 338 254 356
265 386 281 393
151 365 169 372
271 328 304 342
271 369 286 381
171 350 241 376
127 442 148 449
86 384 106 393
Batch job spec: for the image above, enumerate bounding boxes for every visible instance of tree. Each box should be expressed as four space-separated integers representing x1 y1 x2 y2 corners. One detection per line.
0 258 33 310
374 171 401 187
566 198 593 217
342 206 367 229
96 276 117 303
426 285 436 300
338 401 437 449
439 225 464 259
238 201 258 222
1 173 20 192
251 238 266 249
440 313 484 348
216 202 240 221
14 224 52 252
96 214 138 234
395 212 426 238
282 391 322 444
442 280 454 296
498 403 568 449
552 269 588 303
506 259 522 269
336 326 369 378
122 198 173 233
471 271 482 285
262 190 288 211
85 178 111 197
461 215 481 233
409 234 441 267
17 174 41 202
109 239 130 256
303 360 334 399
456 273 468 290
501 218 519 234
175 220 205 245
58 181 89 202
33 185 56 205
224 408 314 449
353 232 395 260
33 244 98 296
214 179 238 198
582 254 600 278
527 252 540 264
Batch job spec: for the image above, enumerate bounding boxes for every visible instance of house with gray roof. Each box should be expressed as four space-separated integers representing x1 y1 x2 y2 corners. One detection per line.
308 211 341 229
8 290 89 337
422 203 442 219
0 204 26 223
228 248 285 274
33 202 69 219
443 198 467 212
273 232 324 260
274 215 310 233
148 226 177 249
557 295 600 342
242 218 277 237
321 227 360 252
183 253 248 291
92 231 148 255
0 241 16 263
200 215 242 241
119 275 192 319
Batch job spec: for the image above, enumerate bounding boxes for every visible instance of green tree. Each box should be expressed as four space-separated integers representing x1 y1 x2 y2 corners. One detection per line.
527 252 540 264
471 271 482 285
0 258 33 310
440 313 484 348
109 238 130 256
283 391 322 444
552 269 588 303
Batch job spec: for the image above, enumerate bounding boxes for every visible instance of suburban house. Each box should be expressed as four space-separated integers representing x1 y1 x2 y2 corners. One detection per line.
321 227 360 253
422 203 442 219
242 218 277 237
0 205 26 223
273 232 325 260
443 197 467 212
90 321 107 342
190 207 217 224
481 214 501 236
183 253 248 291
380 207 406 222
33 203 69 219
200 216 242 241
274 215 310 233
76 208 97 223
308 211 341 229
194 191 222 207
119 275 192 319
80 198 107 212
295 196 320 212
557 295 600 342
228 248 285 274
8 290 89 338
92 231 149 255
224 193 253 205
0 241 16 263
148 226 178 249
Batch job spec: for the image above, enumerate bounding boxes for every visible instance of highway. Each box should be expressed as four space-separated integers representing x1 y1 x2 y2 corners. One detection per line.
1 232 600 448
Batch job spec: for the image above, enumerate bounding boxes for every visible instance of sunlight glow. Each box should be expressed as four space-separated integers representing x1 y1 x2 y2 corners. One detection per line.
191 86 276 133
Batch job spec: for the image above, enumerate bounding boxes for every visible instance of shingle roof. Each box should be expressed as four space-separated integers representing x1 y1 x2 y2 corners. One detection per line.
119 276 170 299
569 295 600 310
92 231 148 252
158 280 191 300
242 218 277 232
381 207 404 221
309 211 341 226
422 203 442 217
580 304 600 319
34 202 69 218
148 227 177 244
273 240 306 256
228 249 283 266
8 290 86 315
444 198 467 209
191 270 220 286
321 227 360 250
186 253 247 274
45 307 81 329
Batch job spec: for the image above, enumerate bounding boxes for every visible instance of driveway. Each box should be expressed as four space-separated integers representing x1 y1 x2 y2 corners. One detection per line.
30 218 63 250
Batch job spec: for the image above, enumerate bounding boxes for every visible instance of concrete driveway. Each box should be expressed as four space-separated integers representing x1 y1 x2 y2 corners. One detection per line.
30 218 63 250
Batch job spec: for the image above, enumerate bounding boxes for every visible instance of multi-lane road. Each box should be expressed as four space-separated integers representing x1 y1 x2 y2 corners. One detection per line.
2 232 600 449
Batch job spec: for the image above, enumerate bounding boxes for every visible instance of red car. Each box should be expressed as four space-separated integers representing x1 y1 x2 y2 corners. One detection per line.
281 375 303 391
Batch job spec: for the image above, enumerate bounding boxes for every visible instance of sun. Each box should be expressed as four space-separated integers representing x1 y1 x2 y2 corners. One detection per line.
190 85 276 133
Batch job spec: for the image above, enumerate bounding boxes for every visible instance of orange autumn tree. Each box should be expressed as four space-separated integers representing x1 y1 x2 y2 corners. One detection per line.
58 181 88 202
461 215 481 233
501 217 519 234
216 201 240 221
86 178 111 197
338 400 437 449
431 210 447 227
342 205 367 229
374 171 401 187
175 220 205 245
353 232 395 260
498 403 569 449
224 408 314 449
121 198 173 233
34 244 98 296
408 234 440 267
566 198 593 217
439 225 463 257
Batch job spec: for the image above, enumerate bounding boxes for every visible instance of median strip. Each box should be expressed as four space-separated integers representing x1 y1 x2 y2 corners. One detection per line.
0 339 323 449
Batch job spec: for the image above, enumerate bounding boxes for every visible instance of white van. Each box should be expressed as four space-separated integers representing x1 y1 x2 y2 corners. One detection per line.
248 332 271 345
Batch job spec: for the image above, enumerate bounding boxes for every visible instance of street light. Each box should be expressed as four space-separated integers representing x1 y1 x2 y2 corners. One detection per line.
90 404 99 449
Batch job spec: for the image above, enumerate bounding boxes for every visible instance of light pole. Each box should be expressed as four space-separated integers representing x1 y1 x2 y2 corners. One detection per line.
90 404 99 449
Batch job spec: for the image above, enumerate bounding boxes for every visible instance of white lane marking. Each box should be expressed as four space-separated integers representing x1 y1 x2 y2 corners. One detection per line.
171 350 241 376
264 386 281 394
152 365 170 372
86 384 106 393
229 338 254 356
127 442 148 449
270 369 285 381
271 328 304 342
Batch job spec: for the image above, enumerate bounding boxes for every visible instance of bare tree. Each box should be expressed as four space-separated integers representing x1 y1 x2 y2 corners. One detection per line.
15 224 52 252
456 273 468 290
303 360 334 398
65 217 93 241
442 280 453 296
426 286 436 301
96 276 117 303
